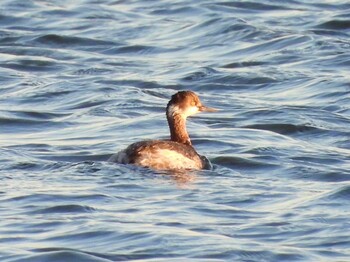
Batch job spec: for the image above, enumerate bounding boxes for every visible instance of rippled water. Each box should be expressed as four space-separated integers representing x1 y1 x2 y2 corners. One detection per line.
1 0 350 261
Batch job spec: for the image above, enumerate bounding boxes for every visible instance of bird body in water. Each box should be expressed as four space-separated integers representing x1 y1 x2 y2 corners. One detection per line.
109 91 217 170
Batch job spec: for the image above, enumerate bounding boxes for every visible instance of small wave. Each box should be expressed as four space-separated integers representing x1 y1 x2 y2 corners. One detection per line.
213 1 293 11
212 156 278 169
222 61 266 68
9 161 41 171
1 59 63 72
0 116 71 133
29 204 96 214
243 123 318 135
6 191 111 204
181 67 219 82
241 35 311 56
0 14 27 26
65 98 110 110
33 34 116 47
1 110 68 120
10 249 111 262
40 154 111 162
317 20 350 30
0 117 53 126
151 5 203 15
326 185 350 200
28 247 159 262
103 45 173 55
287 166 350 182
109 45 152 54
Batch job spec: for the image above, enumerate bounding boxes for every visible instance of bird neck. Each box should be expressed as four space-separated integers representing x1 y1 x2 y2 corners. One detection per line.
167 113 191 145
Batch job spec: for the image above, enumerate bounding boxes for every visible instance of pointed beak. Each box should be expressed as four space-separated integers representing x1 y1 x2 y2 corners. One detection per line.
198 105 218 112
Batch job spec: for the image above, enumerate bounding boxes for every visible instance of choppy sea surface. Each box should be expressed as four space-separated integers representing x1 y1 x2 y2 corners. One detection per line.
1 0 350 261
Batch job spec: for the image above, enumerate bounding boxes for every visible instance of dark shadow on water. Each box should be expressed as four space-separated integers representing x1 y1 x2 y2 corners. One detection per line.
211 155 279 170
9 248 114 262
12 246 186 262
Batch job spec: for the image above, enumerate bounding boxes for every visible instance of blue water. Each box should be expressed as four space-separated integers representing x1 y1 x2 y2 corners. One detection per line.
1 0 350 261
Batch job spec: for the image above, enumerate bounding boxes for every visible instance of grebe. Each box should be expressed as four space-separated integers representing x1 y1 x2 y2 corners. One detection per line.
108 91 217 170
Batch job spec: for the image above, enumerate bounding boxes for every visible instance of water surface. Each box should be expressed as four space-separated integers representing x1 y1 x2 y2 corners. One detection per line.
1 0 350 261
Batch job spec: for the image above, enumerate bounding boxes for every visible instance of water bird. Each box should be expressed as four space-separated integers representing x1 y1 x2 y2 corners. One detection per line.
109 91 217 170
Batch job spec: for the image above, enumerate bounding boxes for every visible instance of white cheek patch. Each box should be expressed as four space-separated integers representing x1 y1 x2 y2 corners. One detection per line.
183 106 199 117
167 104 198 118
